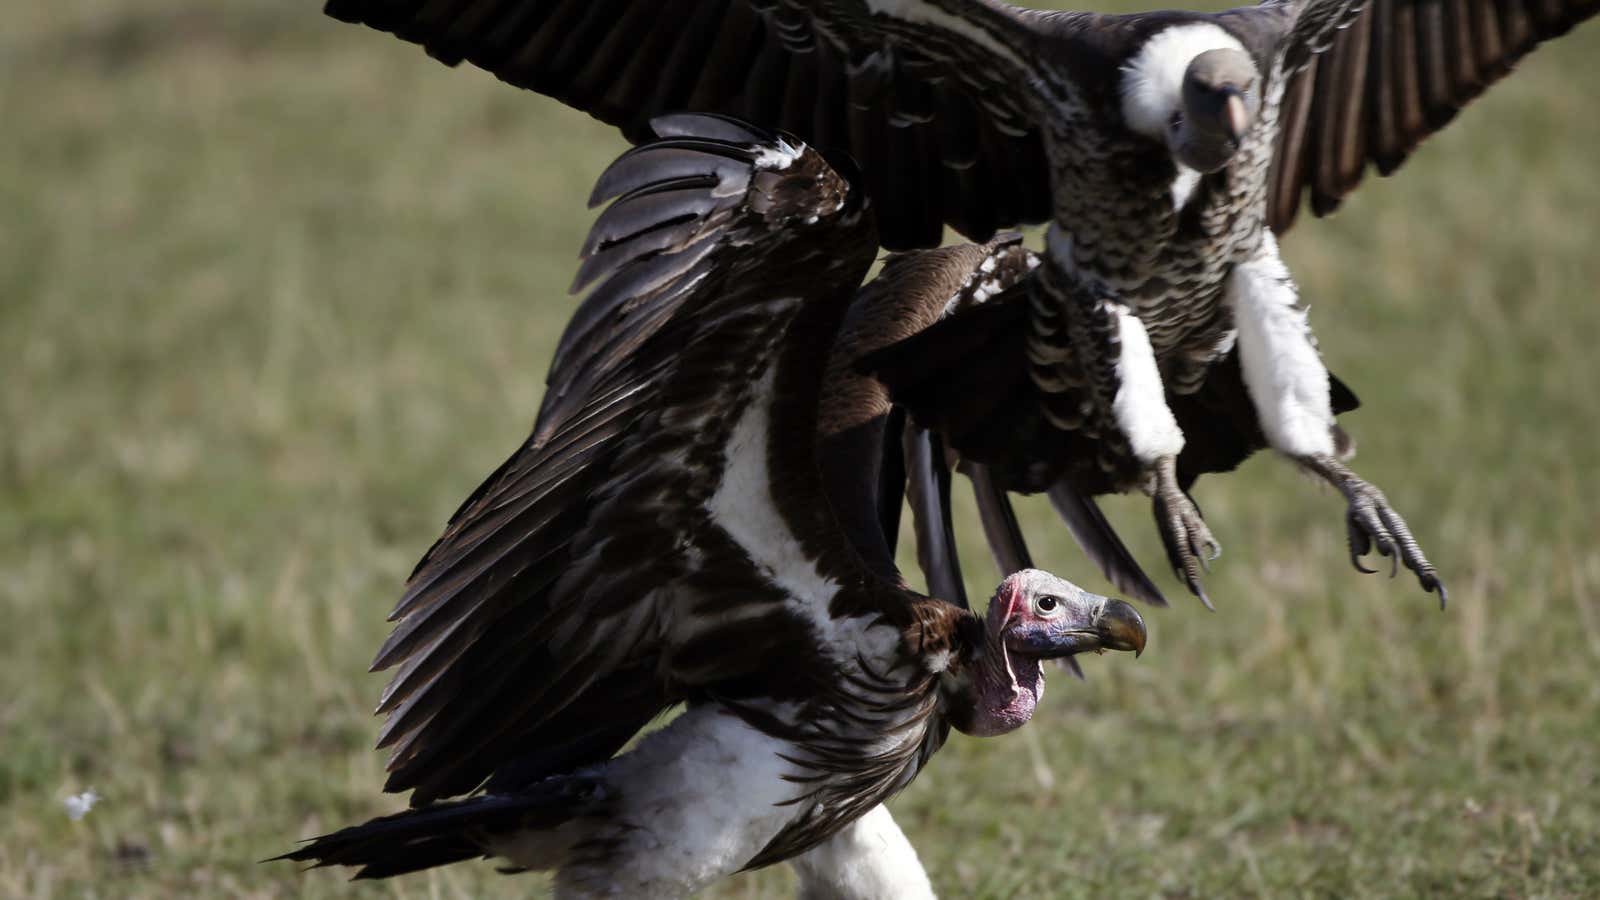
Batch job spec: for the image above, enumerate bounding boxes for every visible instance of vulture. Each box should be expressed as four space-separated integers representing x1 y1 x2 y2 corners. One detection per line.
322 0 1597 607
279 116 1147 896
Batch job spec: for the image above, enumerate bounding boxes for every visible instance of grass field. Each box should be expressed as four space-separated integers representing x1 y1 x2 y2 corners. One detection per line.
4 2 1599 897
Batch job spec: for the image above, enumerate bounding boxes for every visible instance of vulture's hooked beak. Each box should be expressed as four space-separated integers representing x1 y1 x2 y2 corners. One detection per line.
1221 87 1249 143
1007 597 1147 660
1094 598 1148 656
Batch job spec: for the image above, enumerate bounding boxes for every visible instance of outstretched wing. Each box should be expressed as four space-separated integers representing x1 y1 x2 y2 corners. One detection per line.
1263 0 1598 230
371 115 877 805
323 0 1074 248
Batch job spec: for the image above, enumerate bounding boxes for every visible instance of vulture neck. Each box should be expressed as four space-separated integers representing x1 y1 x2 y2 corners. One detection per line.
940 599 1044 737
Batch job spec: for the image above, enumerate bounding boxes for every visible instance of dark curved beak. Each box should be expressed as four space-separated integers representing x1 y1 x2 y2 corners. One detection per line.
1096 598 1147 657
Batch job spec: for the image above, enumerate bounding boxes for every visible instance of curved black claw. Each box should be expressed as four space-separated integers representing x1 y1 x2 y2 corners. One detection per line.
1345 517 1379 575
1151 457 1220 609
1338 473 1447 608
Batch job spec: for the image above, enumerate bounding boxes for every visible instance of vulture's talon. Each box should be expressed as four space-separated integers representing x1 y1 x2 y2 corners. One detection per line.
1190 528 1212 573
1346 513 1377 573
1151 456 1217 607
1377 506 1443 600
1355 505 1394 559
1308 454 1444 601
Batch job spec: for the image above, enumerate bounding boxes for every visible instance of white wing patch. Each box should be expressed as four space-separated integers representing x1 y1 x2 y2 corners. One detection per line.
707 364 901 672
709 363 839 607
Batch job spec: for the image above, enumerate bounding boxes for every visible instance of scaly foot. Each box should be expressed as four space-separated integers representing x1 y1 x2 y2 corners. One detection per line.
1298 454 1447 607
1150 456 1220 609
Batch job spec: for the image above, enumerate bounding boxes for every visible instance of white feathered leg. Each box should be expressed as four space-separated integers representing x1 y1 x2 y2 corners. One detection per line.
1110 306 1219 606
1225 232 1336 459
1227 233 1446 603
790 804 936 900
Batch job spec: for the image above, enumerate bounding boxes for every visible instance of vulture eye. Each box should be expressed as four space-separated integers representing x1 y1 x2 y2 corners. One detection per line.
1034 595 1060 615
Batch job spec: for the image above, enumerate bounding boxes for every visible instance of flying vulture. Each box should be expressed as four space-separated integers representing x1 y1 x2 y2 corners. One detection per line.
323 0 1595 606
279 117 1147 895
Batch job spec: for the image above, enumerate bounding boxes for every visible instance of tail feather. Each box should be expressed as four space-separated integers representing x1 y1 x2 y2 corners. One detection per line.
272 777 601 879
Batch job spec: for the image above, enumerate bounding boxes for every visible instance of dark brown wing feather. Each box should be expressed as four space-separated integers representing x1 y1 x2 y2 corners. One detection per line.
965 461 1032 575
372 117 876 805
1269 0 1598 231
862 286 1073 491
904 424 968 608
323 0 1069 249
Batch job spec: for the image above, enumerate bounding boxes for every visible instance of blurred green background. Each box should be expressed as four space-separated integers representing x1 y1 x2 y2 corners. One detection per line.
4 1 1598 897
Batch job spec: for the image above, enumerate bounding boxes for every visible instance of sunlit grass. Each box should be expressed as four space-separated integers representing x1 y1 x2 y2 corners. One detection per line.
3 2 1597 897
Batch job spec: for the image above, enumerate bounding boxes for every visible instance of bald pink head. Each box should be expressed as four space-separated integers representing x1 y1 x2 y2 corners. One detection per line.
960 569 1146 737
